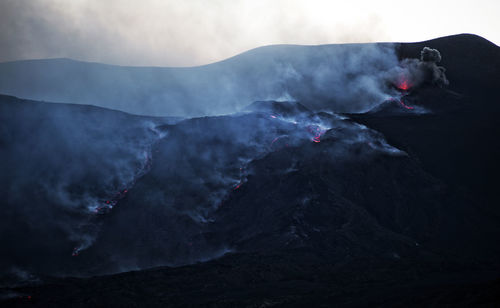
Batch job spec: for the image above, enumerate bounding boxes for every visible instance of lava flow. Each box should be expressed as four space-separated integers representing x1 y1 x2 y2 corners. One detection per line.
95 188 130 214
73 150 155 256
399 100 414 110
233 167 247 190
95 151 152 215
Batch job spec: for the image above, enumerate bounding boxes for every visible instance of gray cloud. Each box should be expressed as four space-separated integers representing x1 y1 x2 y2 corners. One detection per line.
1 1 499 67
421 47 442 63
0 0 390 66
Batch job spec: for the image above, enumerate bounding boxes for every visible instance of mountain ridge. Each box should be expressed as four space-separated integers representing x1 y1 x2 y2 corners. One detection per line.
1 33 497 117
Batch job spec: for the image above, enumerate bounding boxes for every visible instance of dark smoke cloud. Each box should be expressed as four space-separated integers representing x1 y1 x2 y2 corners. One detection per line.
421 47 442 63
388 46 449 90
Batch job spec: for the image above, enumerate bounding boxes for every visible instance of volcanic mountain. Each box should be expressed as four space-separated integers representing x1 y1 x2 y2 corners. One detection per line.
1 34 500 306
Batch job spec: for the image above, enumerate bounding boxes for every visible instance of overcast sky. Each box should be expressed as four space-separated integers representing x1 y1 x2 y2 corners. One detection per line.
1 0 498 67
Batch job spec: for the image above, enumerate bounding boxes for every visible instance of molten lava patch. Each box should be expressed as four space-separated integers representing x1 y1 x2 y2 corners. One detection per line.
398 80 410 91
396 74 412 92
307 125 326 143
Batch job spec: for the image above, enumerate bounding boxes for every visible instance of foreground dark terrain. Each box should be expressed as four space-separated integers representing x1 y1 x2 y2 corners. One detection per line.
1 34 500 306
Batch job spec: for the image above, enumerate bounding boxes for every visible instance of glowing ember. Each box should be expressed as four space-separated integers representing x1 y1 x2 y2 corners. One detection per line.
17 295 32 300
232 166 247 190
270 136 280 145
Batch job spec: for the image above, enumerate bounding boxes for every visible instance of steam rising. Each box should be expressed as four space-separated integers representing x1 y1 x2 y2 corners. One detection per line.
0 44 448 117
0 43 449 278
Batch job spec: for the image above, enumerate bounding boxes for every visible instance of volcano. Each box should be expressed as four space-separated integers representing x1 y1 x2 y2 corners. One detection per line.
1 34 500 307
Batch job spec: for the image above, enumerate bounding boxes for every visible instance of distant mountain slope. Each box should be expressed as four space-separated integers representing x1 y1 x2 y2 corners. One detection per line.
3 34 496 117
0 43 399 116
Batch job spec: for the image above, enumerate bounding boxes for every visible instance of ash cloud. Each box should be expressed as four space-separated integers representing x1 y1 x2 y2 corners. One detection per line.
421 46 442 62
390 46 449 89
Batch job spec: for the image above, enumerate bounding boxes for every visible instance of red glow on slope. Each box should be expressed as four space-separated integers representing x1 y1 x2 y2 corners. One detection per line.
399 100 414 110
232 166 247 190
91 151 151 218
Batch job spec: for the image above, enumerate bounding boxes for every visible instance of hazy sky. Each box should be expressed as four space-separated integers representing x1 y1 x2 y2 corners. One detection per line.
1 0 498 66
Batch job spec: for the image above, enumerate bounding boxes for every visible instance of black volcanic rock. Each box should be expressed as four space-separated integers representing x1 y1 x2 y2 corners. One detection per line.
1 34 500 307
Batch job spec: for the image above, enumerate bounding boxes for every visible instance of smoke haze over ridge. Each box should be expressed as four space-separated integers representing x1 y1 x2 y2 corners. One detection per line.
0 43 446 117
0 0 499 67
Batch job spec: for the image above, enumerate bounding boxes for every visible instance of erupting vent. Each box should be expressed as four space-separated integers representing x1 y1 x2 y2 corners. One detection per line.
396 74 412 92
397 79 410 91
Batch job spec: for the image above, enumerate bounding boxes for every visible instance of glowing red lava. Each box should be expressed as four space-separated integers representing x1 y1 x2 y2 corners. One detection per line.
307 125 326 143
17 295 32 301
232 167 246 190
398 79 410 91
399 100 414 110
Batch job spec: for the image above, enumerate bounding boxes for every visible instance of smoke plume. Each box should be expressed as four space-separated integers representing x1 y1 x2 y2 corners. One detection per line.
389 46 449 91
